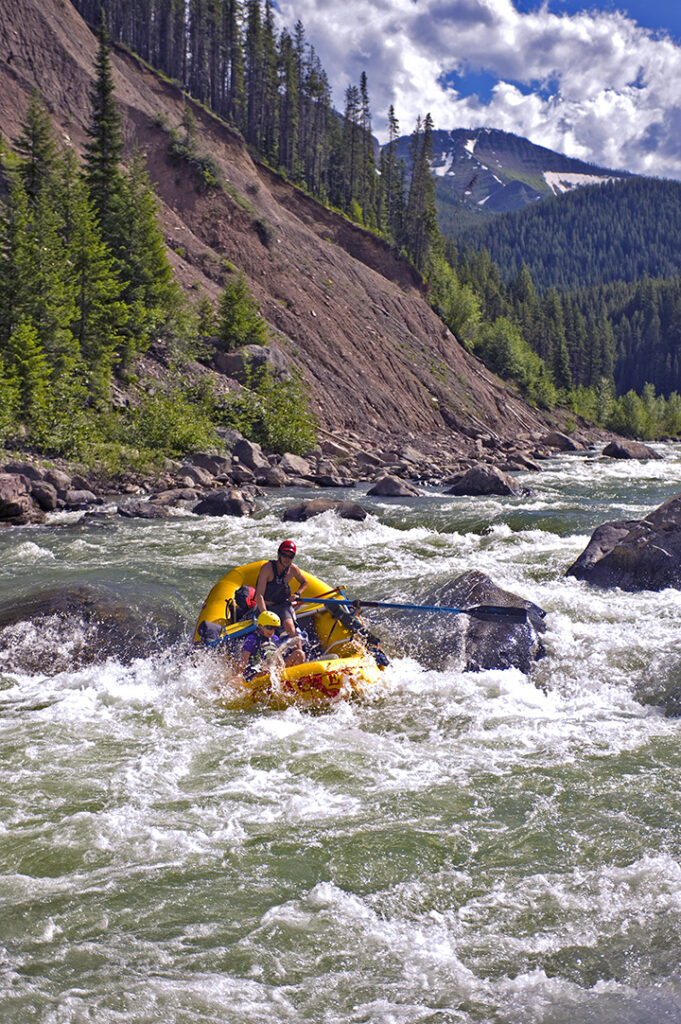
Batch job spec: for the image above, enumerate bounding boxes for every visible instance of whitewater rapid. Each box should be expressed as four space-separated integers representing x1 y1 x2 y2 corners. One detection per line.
2 446 681 1023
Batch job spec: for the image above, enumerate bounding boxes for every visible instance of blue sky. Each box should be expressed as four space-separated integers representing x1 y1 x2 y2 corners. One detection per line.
275 0 681 179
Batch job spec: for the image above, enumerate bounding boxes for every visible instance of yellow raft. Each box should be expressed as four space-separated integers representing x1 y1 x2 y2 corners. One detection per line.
193 560 387 703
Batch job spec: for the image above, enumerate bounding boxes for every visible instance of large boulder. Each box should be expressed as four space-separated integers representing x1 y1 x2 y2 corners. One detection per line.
188 452 232 476
363 571 546 673
2 460 45 482
566 492 681 591
541 430 583 451
279 452 312 477
232 438 269 471
283 498 368 522
31 481 59 511
367 475 422 497
63 489 102 510
177 464 215 487
256 465 288 487
212 343 289 382
446 465 525 497
0 584 186 673
117 501 173 519
0 473 45 525
192 488 255 517
44 467 72 493
602 440 662 460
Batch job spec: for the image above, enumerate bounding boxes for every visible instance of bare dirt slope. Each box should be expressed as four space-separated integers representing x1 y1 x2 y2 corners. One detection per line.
0 0 558 450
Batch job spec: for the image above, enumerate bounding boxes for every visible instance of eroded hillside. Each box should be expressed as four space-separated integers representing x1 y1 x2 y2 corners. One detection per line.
0 0 558 450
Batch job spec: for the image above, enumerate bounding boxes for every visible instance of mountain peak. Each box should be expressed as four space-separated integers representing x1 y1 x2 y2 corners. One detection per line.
393 125 629 231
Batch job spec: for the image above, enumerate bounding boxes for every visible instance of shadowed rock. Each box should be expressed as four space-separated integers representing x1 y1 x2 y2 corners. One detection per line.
192 488 255 517
365 570 546 673
541 431 583 451
0 585 186 673
367 475 422 497
0 473 45 525
566 492 681 591
117 501 173 519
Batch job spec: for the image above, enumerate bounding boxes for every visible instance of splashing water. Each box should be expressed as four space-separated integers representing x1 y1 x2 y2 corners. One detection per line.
2 447 681 1023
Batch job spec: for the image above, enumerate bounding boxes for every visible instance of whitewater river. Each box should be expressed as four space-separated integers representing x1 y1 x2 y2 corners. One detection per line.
2 446 681 1023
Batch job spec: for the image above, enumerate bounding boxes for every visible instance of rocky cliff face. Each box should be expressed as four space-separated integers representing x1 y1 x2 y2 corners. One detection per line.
0 0 566 454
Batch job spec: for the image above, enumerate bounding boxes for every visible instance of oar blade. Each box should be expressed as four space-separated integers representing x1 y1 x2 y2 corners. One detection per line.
466 604 528 623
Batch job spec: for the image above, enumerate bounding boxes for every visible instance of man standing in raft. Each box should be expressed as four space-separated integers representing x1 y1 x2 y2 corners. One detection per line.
255 540 308 651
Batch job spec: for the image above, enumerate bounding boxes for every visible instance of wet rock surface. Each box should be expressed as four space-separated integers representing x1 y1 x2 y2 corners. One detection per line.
602 440 662 460
446 465 526 497
364 570 546 674
283 498 369 522
566 492 681 591
0 585 186 673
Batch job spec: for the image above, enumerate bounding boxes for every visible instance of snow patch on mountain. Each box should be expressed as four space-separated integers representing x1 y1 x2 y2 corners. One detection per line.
434 149 456 176
543 171 620 194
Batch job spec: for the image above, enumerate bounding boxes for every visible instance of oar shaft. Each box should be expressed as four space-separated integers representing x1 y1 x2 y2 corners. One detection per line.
296 596 527 622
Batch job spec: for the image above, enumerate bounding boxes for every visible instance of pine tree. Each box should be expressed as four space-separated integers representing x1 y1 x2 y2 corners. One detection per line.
14 89 58 202
27 187 79 376
0 354 19 442
277 29 299 178
83 17 126 252
6 321 52 421
245 0 263 148
358 72 376 227
261 0 279 163
379 106 404 241
0 168 78 377
0 170 33 345
216 272 269 351
342 85 362 215
403 113 440 273
225 0 245 129
118 154 181 361
58 150 128 396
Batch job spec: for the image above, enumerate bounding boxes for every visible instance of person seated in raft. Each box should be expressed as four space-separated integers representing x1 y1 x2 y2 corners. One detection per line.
240 611 305 679
255 539 308 652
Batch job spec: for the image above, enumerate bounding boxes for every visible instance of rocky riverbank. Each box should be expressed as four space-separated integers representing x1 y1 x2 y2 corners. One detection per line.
0 428 662 527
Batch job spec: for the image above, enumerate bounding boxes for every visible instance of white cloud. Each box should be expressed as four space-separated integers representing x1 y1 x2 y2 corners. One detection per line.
274 0 681 178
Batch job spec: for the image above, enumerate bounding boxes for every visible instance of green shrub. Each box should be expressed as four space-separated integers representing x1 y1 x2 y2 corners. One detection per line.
216 272 269 351
474 316 556 409
124 381 219 457
218 365 317 455
166 109 222 192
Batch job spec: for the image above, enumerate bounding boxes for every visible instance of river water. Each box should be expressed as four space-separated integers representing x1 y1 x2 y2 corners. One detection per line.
2 446 681 1023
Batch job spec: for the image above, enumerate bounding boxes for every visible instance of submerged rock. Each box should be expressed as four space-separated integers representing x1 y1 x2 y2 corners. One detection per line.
283 498 368 522
426 571 546 673
566 492 681 591
0 584 186 673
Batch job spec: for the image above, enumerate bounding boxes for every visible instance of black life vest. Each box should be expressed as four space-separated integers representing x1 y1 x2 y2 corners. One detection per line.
263 560 291 605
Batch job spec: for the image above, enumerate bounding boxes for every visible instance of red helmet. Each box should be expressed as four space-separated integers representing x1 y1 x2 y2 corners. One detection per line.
278 539 296 558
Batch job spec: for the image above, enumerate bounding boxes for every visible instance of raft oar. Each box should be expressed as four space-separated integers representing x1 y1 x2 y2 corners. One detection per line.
296 597 528 623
